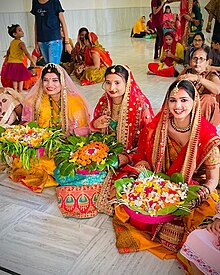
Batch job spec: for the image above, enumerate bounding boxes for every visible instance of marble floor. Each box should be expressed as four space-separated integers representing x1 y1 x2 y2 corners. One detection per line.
0 30 194 275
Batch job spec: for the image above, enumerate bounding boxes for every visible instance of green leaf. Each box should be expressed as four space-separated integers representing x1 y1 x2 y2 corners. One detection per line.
170 173 184 184
27 121 39 128
155 172 170 180
185 189 199 202
138 169 153 179
59 161 75 177
106 154 119 168
157 205 178 215
0 126 5 135
114 178 133 194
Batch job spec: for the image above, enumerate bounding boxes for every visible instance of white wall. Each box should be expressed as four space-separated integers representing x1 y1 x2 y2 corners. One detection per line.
0 0 212 52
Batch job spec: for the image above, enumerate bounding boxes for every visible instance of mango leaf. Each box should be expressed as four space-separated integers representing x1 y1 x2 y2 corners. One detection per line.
157 205 178 215
170 173 184 184
185 189 199 202
27 121 39 128
0 126 5 135
114 178 133 194
155 172 170 180
138 169 153 179
54 152 70 166
173 207 190 216
106 154 118 168
59 162 75 177
127 204 151 215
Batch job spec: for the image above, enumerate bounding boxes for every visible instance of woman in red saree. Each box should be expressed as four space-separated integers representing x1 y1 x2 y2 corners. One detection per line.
147 31 184 77
80 32 112 86
113 79 220 259
92 65 154 215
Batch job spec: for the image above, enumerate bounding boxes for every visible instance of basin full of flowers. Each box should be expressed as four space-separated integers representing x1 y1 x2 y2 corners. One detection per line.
54 132 123 177
114 170 200 220
0 123 63 169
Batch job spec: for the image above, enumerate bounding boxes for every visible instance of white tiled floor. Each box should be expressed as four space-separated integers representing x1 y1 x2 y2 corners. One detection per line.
0 30 215 275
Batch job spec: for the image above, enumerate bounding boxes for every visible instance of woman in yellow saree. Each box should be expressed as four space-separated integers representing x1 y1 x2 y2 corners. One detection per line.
10 63 91 192
130 16 147 38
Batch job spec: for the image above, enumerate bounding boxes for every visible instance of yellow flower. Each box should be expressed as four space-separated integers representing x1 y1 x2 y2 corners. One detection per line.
69 157 77 163
77 142 84 147
101 159 106 165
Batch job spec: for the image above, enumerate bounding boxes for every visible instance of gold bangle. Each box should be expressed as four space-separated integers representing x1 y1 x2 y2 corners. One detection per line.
207 22 212 26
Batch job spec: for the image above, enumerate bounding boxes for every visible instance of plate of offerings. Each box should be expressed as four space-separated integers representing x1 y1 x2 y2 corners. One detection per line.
114 170 201 225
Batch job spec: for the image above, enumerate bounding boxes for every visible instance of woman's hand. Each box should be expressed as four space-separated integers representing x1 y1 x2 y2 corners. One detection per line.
65 43 72 55
178 73 198 83
118 153 129 167
93 115 111 129
207 219 220 236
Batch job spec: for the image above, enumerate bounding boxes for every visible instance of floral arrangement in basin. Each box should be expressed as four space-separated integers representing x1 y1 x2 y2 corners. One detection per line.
114 169 201 218
0 122 63 169
54 132 124 177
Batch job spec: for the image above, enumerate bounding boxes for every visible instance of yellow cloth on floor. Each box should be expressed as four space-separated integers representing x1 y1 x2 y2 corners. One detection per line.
10 156 58 192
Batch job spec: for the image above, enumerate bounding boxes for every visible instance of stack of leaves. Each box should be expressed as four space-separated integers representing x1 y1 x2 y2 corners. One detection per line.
114 169 201 216
0 122 64 169
54 132 124 177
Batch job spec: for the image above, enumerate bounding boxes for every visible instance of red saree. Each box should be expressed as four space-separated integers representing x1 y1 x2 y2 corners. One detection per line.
113 84 220 259
180 0 193 48
94 65 154 214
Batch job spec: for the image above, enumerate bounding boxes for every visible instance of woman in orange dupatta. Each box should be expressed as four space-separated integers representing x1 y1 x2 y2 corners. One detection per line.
113 79 220 259
91 65 154 215
80 32 112 86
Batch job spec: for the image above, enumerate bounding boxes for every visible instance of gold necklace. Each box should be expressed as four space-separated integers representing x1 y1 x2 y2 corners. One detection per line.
170 117 191 133
49 97 61 127
112 103 121 114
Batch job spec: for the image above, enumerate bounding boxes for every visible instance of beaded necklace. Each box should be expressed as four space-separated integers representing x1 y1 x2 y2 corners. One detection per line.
49 96 61 127
170 117 191 133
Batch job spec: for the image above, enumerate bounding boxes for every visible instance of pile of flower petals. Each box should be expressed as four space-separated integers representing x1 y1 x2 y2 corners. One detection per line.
121 175 188 216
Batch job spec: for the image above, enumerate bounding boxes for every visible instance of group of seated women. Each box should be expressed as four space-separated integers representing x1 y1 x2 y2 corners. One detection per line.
1 60 220 274
147 31 220 128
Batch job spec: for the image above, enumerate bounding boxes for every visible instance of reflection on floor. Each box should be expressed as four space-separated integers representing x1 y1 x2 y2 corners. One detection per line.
0 30 196 275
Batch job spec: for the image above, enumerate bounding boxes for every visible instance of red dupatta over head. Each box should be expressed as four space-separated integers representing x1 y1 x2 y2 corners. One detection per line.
163 31 177 67
136 79 220 184
84 32 112 67
91 65 154 153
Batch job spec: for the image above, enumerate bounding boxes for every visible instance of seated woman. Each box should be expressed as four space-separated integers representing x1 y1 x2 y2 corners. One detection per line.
91 65 154 215
146 13 157 36
131 16 147 38
0 87 23 126
71 27 89 79
163 5 174 34
10 63 91 192
80 32 112 86
179 200 220 274
178 47 220 126
147 31 184 77
113 80 220 258
184 32 210 67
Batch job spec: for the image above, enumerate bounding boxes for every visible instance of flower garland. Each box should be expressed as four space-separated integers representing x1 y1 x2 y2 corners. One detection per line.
70 141 109 166
55 132 124 177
